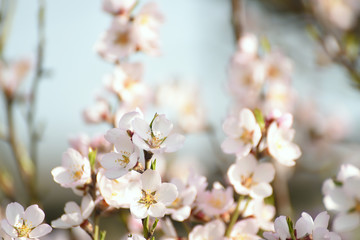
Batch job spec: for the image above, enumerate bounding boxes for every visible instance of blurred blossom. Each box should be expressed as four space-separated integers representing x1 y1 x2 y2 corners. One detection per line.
242 199 275 231
229 218 259 240
0 58 31 99
102 0 137 15
51 194 95 229
156 80 206 133
83 98 112 124
196 182 233 217
188 219 225 240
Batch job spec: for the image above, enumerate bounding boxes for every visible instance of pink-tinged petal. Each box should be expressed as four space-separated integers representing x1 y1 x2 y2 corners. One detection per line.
223 117 241 138
163 134 185 153
252 125 262 147
313 211 329 229
128 152 139 169
236 155 257 175
295 212 314 238
100 152 123 169
29 223 52 238
6 202 24 226
132 134 150 151
51 167 74 185
232 218 259 236
152 114 173 138
181 186 197 205
104 128 125 144
81 194 95 219
23 204 45 228
64 202 81 214
333 212 360 232
51 218 72 229
1 220 17 237
323 188 355 211
118 109 143 131
171 206 191 222
253 162 275 183
343 177 360 199
105 168 128 179
132 118 151 140
62 148 83 168
312 228 329 240
141 169 161 192
130 202 148 219
207 219 226 238
263 231 280 240
221 138 246 155
250 183 272 199
61 212 83 226
337 164 360 182
322 179 336 195
148 203 166 218
240 108 257 130
156 183 178 205
114 133 134 154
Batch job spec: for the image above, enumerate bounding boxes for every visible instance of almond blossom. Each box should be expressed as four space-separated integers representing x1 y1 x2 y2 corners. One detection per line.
100 132 141 179
221 108 262 157
166 177 197 222
242 199 275 231
227 154 275 199
132 114 185 154
130 169 178 219
51 148 91 190
1 202 52 239
228 218 259 240
189 219 225 240
51 194 95 229
267 121 301 167
196 182 233 217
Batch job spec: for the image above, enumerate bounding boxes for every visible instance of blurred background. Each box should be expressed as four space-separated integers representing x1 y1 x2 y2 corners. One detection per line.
1 0 360 239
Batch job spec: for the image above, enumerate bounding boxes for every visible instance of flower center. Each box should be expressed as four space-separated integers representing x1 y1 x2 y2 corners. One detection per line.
240 129 254 144
241 175 253 189
114 32 130 45
116 154 130 167
138 190 157 208
209 197 224 209
15 220 32 237
171 197 182 209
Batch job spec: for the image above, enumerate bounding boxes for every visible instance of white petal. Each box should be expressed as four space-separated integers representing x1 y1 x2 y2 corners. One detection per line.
295 212 314 238
250 183 272 199
221 138 245 155
171 206 191 222
105 168 128 179
29 223 52 238
132 118 151 140
163 134 185 153
141 169 161 192
240 108 257 130
104 128 125 144
253 162 275 183
313 211 329 230
232 218 259 236
333 212 360 232
118 110 143 131
81 194 95 219
51 167 74 186
223 117 241 137
114 133 134 154
130 202 148 219
274 216 290 239
1 220 17 237
132 134 150 151
100 152 123 169
6 202 24 226
62 148 83 168
156 183 178 205
64 201 81 214
152 114 173 138
148 203 166 218
51 218 72 229
23 204 45 228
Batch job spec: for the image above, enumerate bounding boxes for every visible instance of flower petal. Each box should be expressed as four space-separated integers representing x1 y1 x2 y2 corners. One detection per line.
23 204 45 228
148 202 166 218
141 169 161 192
5 202 24 226
81 194 95 219
130 202 148 219
132 118 151 140
162 134 185 153
29 223 52 238
1 219 17 237
156 183 178 205
253 162 275 183
333 212 360 232
152 114 173 138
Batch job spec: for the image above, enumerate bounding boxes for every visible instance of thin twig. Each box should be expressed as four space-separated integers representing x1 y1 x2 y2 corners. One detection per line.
231 0 243 41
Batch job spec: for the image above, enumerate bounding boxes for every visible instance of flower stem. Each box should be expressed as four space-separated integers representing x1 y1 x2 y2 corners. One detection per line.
142 216 150 239
225 195 245 237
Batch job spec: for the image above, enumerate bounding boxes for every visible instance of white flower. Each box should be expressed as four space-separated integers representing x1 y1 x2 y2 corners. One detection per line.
132 114 185 154
51 194 95 229
267 122 301 167
221 108 262 157
102 0 136 15
189 219 225 240
229 218 259 240
242 199 275 231
227 154 275 199
130 169 178 219
51 148 91 189
1 202 52 239
97 170 141 208
83 98 111 124
166 177 197 222
196 182 233 217
100 132 141 179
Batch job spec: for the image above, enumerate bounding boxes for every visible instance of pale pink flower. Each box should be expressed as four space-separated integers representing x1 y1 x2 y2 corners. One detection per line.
130 169 178 219
51 148 91 189
83 98 111 124
106 109 144 139
166 177 197 222
242 199 275 231
102 0 136 15
227 154 275 199
221 108 262 157
132 114 185 154
229 218 259 240
0 59 31 98
1 202 52 239
97 170 141 208
196 182 233 217
267 121 301 167
189 219 225 240
95 16 136 62
263 51 292 83
51 194 95 229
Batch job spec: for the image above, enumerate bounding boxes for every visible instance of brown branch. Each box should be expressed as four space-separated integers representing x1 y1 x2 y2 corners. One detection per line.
231 0 243 41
